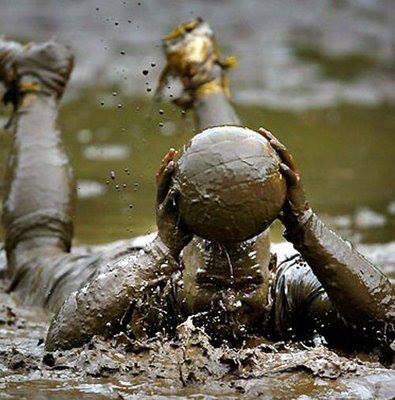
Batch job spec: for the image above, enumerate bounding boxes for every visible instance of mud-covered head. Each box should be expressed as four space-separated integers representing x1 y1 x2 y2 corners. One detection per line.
182 233 272 346
173 126 287 243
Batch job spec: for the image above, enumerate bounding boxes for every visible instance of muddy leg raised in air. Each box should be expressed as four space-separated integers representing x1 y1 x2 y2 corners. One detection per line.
1 40 75 293
157 19 240 130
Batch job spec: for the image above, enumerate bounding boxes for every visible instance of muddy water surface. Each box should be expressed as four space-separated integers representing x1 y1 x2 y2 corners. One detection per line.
0 271 394 400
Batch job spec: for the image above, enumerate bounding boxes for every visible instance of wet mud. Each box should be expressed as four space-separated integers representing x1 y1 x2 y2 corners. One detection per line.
0 250 394 399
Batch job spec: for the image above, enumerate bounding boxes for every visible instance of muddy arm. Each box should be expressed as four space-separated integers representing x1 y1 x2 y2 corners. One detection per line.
45 236 178 351
259 128 394 345
285 213 394 343
46 148 189 351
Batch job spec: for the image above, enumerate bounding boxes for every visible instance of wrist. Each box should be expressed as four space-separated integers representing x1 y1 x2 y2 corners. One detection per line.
295 207 314 226
155 232 182 261
282 207 314 241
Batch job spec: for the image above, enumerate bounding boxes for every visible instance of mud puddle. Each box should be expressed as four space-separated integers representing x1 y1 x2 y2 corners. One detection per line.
0 275 394 400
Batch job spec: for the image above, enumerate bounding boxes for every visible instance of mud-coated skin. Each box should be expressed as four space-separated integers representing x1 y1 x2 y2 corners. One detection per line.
1 42 75 264
283 212 395 347
43 85 394 352
193 91 240 128
2 94 74 257
1 38 393 356
45 237 179 351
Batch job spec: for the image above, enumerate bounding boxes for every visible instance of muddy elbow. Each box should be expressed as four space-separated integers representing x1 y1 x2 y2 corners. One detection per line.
44 292 90 351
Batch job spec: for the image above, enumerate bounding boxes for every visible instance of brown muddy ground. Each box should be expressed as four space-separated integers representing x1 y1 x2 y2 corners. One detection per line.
0 243 394 400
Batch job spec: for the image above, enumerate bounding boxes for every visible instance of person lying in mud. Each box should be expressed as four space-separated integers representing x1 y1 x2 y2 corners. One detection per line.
0 20 393 359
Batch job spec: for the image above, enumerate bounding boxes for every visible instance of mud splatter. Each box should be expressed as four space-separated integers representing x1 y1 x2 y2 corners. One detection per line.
0 279 394 399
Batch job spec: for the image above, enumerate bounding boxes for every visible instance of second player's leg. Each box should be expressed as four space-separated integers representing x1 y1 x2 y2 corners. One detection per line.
1 41 75 273
158 19 241 131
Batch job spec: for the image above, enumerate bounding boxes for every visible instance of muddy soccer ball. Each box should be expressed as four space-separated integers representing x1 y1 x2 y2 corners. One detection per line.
174 126 287 242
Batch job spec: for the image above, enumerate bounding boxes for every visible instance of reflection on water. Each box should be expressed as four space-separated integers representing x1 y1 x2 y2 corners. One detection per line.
83 143 130 161
76 179 107 199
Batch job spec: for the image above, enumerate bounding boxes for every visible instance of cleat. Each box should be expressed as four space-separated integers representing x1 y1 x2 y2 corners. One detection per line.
156 19 236 108
15 41 74 99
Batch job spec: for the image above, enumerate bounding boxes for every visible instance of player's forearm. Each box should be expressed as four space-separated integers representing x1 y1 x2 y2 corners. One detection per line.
45 235 178 351
285 212 394 335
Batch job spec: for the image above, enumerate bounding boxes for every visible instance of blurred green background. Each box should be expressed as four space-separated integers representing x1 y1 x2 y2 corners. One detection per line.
0 0 394 245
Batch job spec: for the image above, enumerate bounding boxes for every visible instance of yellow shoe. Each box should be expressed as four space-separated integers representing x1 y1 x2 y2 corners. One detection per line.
15 41 74 99
1 39 73 101
156 18 237 108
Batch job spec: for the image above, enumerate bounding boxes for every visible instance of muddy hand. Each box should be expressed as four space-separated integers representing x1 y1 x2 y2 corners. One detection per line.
258 128 312 228
156 148 192 258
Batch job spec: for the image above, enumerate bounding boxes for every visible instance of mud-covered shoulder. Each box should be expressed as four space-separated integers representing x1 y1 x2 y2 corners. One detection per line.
270 253 326 340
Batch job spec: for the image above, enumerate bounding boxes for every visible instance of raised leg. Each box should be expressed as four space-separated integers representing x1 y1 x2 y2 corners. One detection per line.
157 19 240 131
1 41 75 275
